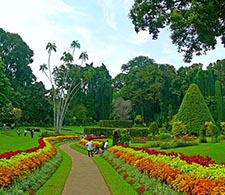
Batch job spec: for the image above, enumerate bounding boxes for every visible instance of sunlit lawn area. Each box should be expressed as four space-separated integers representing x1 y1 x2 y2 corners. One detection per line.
0 126 87 153
0 128 40 153
160 141 225 163
130 140 225 163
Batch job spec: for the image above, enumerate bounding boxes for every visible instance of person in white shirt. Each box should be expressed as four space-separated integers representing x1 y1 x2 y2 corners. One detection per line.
86 140 94 157
104 140 109 151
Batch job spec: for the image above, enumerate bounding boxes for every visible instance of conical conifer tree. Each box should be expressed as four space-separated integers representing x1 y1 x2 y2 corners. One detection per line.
174 83 215 135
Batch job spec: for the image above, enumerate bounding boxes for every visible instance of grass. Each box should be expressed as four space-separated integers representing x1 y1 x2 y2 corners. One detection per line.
160 140 225 163
0 125 87 153
94 156 138 195
130 139 225 163
35 142 72 195
0 129 40 153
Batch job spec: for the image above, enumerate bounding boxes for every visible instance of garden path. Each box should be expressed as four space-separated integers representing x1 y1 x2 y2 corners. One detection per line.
59 143 111 195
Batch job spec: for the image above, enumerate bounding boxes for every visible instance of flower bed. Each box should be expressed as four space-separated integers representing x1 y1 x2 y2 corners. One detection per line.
0 135 78 187
107 145 225 194
85 135 108 141
78 136 107 149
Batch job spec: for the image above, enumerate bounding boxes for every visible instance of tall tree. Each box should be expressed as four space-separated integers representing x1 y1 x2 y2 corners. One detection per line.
0 28 35 87
112 97 132 120
40 41 87 133
70 40 80 56
46 42 57 87
129 0 225 62
78 63 113 121
79 51 89 65
119 56 177 124
93 64 113 120
214 80 225 122
0 61 12 107
213 59 225 94
0 28 51 125
121 56 155 73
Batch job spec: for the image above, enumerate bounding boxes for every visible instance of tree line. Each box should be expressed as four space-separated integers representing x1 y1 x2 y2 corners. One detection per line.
0 27 224 129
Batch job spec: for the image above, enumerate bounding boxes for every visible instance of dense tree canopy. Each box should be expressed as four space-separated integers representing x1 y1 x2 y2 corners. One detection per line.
0 28 35 87
1 27 225 129
0 61 12 106
129 0 225 62
0 28 51 125
69 63 113 123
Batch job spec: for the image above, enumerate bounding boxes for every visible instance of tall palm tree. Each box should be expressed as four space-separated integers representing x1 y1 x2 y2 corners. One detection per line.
79 51 88 65
60 51 73 64
46 42 57 87
70 40 80 57
39 63 51 82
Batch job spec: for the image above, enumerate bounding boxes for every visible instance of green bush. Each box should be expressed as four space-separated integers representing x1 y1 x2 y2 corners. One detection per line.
129 128 149 137
174 83 215 136
142 141 161 148
149 122 159 135
84 127 149 138
84 127 115 136
99 120 133 128
158 133 173 141
160 142 175 149
131 137 148 143
172 121 187 138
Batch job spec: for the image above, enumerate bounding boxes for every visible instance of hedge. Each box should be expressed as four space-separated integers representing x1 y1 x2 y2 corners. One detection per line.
99 120 133 128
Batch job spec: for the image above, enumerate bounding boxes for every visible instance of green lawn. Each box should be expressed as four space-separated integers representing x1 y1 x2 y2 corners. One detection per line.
0 126 86 153
160 141 225 163
0 129 40 153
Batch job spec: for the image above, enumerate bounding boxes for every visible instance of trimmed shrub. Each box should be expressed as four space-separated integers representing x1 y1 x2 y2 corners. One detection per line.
174 83 215 136
99 120 133 128
84 127 114 136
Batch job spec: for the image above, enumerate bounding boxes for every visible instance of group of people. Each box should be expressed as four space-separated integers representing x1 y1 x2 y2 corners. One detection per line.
17 128 35 138
86 140 109 157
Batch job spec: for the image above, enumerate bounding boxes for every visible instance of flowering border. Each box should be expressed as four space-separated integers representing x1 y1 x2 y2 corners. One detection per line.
107 145 225 194
0 135 78 187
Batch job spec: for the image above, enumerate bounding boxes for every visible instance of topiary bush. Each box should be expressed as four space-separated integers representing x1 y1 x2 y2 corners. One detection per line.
174 83 215 136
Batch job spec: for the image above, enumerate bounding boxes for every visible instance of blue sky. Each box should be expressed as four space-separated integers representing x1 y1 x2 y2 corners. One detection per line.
0 0 224 88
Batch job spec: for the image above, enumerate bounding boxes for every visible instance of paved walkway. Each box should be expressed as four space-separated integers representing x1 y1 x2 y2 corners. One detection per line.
59 143 111 195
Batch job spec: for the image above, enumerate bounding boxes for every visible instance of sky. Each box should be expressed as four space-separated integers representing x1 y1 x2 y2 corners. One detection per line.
0 0 224 88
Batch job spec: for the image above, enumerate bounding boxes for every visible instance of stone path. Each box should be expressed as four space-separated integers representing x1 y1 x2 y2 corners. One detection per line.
59 143 112 195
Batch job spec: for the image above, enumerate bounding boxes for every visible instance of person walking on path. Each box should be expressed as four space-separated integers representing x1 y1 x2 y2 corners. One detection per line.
104 140 109 151
24 129 27 136
30 129 34 138
60 143 111 195
86 140 94 157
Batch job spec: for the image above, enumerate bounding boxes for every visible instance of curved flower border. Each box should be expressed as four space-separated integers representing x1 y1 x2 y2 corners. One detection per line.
0 135 78 187
107 145 225 194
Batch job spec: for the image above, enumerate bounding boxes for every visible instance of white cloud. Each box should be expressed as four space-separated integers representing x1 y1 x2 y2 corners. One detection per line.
96 0 133 31
96 0 118 30
134 31 151 44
